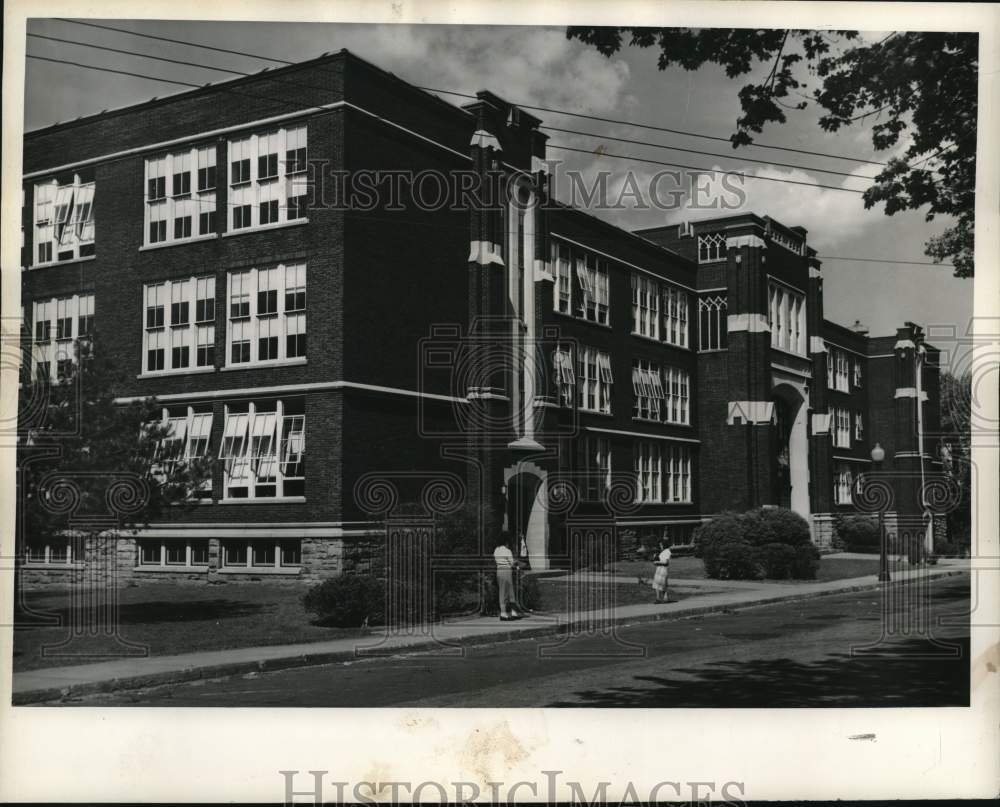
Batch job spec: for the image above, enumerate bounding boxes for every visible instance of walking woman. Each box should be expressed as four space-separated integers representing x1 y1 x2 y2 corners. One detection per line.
652 540 672 604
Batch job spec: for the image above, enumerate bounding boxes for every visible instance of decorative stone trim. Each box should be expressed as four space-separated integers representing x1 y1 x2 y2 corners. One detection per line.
533 259 554 282
468 240 505 266
727 313 770 333
809 336 827 354
895 387 919 398
531 155 551 175
894 339 916 350
470 129 502 151
809 266 822 278
726 234 767 250
727 401 775 424
811 413 831 434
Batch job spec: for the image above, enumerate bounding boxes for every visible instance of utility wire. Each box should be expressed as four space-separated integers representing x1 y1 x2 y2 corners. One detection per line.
52 17 889 167
31 30 881 183
547 144 866 194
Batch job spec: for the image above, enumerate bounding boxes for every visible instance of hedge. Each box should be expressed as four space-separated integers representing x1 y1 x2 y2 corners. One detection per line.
694 508 818 580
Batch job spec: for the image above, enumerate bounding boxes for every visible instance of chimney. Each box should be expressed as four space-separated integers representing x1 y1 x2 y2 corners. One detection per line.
851 319 869 334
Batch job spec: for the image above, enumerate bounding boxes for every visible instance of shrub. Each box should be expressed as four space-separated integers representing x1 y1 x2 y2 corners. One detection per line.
701 539 762 580
934 540 963 557
667 543 696 558
835 515 881 553
758 542 797 579
302 574 386 628
693 512 744 559
790 544 821 579
753 508 811 547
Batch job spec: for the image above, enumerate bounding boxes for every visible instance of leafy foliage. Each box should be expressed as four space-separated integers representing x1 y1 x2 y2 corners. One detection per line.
939 371 972 544
18 338 213 551
694 508 817 579
834 514 881 552
302 574 387 627
566 28 978 276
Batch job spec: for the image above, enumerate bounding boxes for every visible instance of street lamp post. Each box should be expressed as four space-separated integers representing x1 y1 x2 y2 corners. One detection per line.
870 442 890 583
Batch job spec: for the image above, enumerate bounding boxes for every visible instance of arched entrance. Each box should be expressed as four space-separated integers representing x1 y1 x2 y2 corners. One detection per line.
503 462 550 570
771 382 810 521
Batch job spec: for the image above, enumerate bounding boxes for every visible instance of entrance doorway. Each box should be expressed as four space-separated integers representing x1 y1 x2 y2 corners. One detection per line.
771 383 810 520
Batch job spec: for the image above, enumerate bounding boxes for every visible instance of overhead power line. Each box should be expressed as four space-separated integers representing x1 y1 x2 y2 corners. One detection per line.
547 144 867 194
52 17 889 167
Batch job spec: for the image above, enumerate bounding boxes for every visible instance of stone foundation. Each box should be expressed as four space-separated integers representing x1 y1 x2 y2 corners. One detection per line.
811 513 836 551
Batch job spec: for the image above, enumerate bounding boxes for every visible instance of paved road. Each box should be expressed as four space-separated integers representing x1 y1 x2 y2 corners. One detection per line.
70 575 970 708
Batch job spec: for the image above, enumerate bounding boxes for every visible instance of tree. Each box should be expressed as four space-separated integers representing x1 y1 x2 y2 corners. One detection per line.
16 337 213 605
566 28 977 277
938 370 972 546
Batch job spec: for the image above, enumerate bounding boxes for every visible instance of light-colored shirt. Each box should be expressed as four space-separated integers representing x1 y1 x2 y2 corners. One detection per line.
656 548 672 566
494 545 515 569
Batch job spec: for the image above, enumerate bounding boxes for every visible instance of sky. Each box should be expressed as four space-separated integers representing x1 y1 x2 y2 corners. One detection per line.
22 19 974 343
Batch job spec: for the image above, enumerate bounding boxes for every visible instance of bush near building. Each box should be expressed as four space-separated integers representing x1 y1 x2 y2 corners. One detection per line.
835 515 881 553
694 508 819 580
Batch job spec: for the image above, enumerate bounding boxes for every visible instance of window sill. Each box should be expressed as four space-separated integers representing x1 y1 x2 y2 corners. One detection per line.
579 409 614 418
630 331 690 350
770 345 809 361
31 255 97 270
222 219 308 238
138 366 217 379
217 566 302 576
218 497 306 505
552 310 612 330
697 348 728 354
139 233 219 252
632 418 693 428
221 357 307 371
134 565 209 573
22 562 85 570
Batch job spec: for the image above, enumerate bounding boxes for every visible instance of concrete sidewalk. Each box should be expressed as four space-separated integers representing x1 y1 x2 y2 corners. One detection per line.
11 564 967 704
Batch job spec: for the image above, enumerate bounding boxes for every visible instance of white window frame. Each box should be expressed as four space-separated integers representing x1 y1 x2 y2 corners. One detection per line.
663 443 692 503
554 242 572 315
854 410 864 441
218 399 305 500
137 538 211 569
768 282 807 356
697 232 726 263
832 407 851 448
24 536 77 566
219 538 303 570
31 294 95 384
632 359 663 422
226 264 307 368
33 175 95 266
662 285 689 348
577 346 612 414
227 125 308 233
579 435 612 500
698 295 728 351
144 145 217 247
835 463 854 505
663 366 690 425
150 405 215 495
853 358 864 388
553 346 576 407
631 273 659 339
142 276 215 375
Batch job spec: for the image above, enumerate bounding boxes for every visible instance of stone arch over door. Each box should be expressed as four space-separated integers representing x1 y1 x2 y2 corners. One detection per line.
771 381 810 521
503 461 550 570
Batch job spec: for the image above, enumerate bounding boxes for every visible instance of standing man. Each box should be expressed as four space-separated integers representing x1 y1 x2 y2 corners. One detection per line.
494 532 520 621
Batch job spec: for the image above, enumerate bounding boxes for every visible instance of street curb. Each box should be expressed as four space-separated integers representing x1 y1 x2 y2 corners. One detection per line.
12 569 966 704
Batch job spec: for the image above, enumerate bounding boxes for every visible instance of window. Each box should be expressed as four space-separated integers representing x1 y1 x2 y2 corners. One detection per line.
554 243 571 314
632 359 663 422
835 463 854 505
631 274 659 339
552 241 609 325
574 253 609 324
552 346 576 407
577 346 612 414
853 359 863 388
827 347 850 392
225 264 306 367
698 295 728 351
697 232 726 263
220 538 302 570
137 538 210 568
144 146 217 246
218 398 305 499
663 366 690 425
33 174 95 265
31 294 95 384
832 407 851 448
855 410 864 441
24 537 76 565
633 441 692 503
768 282 807 355
143 277 215 374
149 405 214 496
227 125 308 232
662 285 689 347
578 435 612 500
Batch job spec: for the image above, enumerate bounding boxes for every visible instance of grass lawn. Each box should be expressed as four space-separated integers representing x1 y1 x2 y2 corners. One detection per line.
607 554 910 584
12 582 366 673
